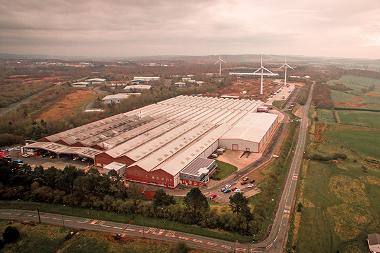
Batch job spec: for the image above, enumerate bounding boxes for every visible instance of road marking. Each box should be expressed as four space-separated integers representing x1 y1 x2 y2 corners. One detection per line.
113 226 122 229
206 241 218 246
77 219 90 224
221 245 232 249
65 219 72 222
165 231 176 238
178 236 190 240
192 239 203 243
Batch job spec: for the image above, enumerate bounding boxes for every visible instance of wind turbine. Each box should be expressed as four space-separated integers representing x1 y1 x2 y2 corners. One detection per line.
215 56 225 76
280 56 294 87
253 55 277 95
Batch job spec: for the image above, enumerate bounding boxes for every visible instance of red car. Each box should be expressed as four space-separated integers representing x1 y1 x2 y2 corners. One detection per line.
209 193 217 199
231 187 237 191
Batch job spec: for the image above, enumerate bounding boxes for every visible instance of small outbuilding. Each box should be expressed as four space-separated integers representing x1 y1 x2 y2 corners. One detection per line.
368 233 380 253
179 157 216 187
104 162 126 176
102 93 130 104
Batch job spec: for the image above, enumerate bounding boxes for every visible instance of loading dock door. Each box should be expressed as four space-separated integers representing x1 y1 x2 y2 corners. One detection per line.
232 144 239 151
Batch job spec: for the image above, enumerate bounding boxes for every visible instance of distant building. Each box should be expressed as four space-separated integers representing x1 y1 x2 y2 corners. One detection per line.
85 78 106 85
368 234 380 253
196 81 205 86
104 162 126 176
182 77 192 82
173 82 187 87
133 76 160 82
102 93 130 104
71 81 90 88
257 106 269 113
124 84 151 92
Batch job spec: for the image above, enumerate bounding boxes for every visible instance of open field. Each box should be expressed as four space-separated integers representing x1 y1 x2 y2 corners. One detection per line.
294 123 380 253
0 221 210 253
211 160 238 180
337 110 380 129
317 109 336 123
291 75 380 252
36 89 98 121
328 75 380 110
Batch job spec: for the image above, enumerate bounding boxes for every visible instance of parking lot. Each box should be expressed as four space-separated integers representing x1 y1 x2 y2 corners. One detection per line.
266 83 295 105
8 149 91 170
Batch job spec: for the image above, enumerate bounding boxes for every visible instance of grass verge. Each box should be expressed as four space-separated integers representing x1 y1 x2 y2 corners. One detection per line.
211 160 238 180
0 200 251 243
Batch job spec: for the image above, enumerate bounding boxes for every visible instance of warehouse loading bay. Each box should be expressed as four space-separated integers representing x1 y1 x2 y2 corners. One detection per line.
13 81 295 201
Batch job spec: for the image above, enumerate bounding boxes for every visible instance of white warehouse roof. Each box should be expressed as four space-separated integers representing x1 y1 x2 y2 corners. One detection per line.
221 113 278 143
102 93 130 101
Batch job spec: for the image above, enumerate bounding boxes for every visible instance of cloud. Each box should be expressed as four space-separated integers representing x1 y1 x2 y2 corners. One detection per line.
0 0 380 58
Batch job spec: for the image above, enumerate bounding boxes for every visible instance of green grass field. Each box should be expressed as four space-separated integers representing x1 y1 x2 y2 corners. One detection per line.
317 109 336 123
328 75 380 110
0 221 205 253
292 77 380 253
211 160 238 180
338 110 380 129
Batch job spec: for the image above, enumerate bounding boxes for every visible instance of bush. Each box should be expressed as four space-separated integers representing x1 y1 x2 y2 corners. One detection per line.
170 242 190 253
308 153 347 161
3 226 20 243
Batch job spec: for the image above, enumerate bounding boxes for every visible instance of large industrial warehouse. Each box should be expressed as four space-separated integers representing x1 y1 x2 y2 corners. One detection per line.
22 95 279 188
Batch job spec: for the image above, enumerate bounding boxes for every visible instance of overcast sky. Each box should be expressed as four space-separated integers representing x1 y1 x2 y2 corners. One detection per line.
1 0 380 59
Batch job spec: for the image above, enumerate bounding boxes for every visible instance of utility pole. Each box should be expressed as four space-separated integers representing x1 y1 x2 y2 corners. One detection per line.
37 209 41 223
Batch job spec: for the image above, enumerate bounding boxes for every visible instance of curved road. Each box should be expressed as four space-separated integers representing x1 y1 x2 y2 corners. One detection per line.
0 83 314 253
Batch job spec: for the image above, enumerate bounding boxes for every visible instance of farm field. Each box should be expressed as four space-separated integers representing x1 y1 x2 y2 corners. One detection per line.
328 75 380 110
291 74 380 253
35 89 98 122
294 124 380 253
0 221 210 253
316 109 335 123
337 110 380 129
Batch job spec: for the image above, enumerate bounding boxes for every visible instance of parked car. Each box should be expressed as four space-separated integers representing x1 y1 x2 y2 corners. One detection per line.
209 193 217 199
225 184 231 189
81 157 88 162
22 153 30 158
231 187 237 191
223 188 231 193
14 159 23 165
247 183 254 188
241 181 248 185
241 176 249 182
211 153 218 158
49 154 56 159
73 156 80 161
41 153 49 157
249 179 256 184
234 188 241 193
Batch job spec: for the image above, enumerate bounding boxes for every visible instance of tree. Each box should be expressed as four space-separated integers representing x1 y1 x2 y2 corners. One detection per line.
170 242 190 253
229 192 248 214
153 189 176 209
184 188 209 221
3 226 20 243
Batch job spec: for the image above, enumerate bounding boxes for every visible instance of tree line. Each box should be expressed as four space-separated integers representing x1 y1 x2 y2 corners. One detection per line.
0 160 258 237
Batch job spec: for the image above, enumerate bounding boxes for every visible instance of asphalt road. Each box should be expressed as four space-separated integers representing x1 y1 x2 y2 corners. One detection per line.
0 83 314 253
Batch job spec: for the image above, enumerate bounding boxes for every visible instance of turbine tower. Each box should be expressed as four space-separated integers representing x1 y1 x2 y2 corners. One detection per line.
280 56 294 87
215 56 225 76
253 55 276 95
